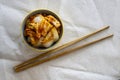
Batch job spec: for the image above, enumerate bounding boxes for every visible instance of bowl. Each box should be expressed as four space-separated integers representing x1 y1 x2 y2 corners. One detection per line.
21 9 63 52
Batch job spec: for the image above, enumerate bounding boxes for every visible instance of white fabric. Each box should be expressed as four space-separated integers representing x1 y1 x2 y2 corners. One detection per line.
0 0 120 80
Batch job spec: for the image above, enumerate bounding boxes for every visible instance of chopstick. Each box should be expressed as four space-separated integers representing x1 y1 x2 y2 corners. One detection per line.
14 26 109 69
15 34 113 72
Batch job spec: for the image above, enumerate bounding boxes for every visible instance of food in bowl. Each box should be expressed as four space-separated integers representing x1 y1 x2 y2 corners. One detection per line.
24 13 62 48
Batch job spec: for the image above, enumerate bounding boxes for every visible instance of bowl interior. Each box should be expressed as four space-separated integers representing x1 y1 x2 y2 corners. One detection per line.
22 10 63 51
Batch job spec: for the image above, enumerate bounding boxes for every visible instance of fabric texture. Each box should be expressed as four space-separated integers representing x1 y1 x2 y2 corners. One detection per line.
0 0 120 80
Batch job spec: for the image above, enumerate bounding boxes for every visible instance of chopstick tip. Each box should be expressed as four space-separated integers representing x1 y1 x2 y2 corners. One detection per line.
110 34 114 37
106 34 114 38
13 66 19 72
106 25 110 28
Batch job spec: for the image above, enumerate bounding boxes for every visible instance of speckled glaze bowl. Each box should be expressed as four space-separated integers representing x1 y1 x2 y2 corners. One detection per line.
21 9 63 52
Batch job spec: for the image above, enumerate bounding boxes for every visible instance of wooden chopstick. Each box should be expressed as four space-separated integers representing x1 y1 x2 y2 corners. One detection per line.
14 26 109 70
14 34 113 72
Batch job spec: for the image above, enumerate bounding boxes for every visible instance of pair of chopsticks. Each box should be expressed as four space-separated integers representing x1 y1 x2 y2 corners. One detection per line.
14 26 113 72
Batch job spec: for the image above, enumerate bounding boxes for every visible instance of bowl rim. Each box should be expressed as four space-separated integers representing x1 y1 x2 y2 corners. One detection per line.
21 9 63 52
